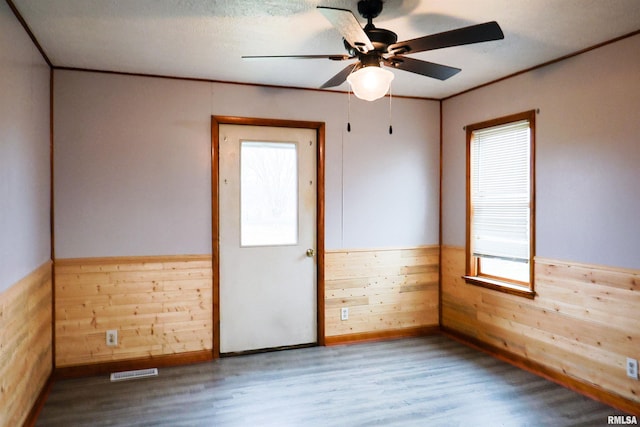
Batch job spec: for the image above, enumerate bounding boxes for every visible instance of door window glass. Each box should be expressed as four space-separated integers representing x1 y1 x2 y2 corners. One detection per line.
240 141 298 246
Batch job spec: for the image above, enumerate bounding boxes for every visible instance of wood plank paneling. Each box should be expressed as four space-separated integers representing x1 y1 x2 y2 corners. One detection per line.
54 255 213 367
0 261 53 427
325 246 439 340
441 246 640 408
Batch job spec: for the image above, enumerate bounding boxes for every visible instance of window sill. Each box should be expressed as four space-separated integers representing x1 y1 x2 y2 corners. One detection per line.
462 276 535 299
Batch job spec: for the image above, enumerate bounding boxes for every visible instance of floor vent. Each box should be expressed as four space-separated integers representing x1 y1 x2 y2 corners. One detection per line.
110 368 158 382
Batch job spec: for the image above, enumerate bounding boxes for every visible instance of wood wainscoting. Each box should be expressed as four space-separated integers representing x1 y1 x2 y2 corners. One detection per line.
325 246 440 344
0 261 53 427
441 246 640 414
54 255 213 368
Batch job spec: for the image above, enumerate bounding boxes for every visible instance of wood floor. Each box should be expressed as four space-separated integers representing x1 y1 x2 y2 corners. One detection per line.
36 335 628 426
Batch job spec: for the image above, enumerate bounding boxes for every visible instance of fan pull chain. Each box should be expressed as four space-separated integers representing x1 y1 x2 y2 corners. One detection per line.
347 87 352 132
388 86 393 135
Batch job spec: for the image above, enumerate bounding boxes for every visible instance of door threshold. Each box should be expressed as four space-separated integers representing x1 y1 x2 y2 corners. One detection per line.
220 342 317 358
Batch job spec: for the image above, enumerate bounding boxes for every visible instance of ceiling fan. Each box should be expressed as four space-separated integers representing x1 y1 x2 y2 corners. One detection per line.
243 0 504 101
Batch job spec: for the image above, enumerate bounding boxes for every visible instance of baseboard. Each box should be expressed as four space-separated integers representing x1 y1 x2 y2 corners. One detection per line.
23 374 54 427
325 325 440 346
441 327 640 417
54 350 214 380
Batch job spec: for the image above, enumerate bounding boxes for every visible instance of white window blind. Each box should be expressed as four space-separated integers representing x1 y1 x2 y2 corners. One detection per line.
471 119 530 262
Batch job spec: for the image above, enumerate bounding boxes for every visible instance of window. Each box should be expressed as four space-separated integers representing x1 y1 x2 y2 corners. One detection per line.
240 141 298 247
464 110 535 298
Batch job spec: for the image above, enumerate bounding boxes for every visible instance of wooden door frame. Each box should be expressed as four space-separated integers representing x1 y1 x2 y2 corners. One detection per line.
211 116 325 358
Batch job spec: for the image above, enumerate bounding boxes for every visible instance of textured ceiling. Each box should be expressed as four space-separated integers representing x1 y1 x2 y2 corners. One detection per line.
12 0 640 99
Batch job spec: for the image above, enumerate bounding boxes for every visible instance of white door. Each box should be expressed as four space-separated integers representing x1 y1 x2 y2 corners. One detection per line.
218 124 317 353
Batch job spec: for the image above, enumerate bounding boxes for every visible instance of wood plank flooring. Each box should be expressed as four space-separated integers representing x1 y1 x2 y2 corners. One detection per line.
36 335 629 426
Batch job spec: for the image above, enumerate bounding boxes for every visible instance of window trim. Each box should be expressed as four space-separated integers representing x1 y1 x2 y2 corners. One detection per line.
464 110 536 298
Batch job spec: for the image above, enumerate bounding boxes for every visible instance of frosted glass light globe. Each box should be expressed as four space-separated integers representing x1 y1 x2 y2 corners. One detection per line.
347 66 394 101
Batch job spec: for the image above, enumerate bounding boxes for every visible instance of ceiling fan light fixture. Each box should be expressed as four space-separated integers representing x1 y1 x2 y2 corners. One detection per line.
347 65 394 101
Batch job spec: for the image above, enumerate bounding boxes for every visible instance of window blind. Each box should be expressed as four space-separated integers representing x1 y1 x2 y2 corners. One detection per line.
471 119 530 262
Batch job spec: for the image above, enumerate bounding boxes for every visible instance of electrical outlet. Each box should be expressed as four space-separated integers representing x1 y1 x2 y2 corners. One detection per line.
627 358 638 380
341 307 349 321
106 330 118 347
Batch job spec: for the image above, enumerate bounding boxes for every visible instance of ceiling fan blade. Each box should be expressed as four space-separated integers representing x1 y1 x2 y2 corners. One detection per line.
385 56 461 81
388 21 504 55
317 6 374 53
320 62 361 88
242 54 352 61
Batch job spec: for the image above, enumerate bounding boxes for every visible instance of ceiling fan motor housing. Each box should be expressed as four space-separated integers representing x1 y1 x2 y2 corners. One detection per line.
342 27 397 56
365 27 398 52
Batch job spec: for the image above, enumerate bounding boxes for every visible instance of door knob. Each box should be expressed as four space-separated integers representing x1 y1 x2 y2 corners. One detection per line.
306 248 315 257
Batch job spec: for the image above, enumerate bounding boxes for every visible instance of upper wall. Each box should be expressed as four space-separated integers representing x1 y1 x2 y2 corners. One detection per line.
0 1 51 292
442 34 640 269
53 71 440 258
53 72 212 258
